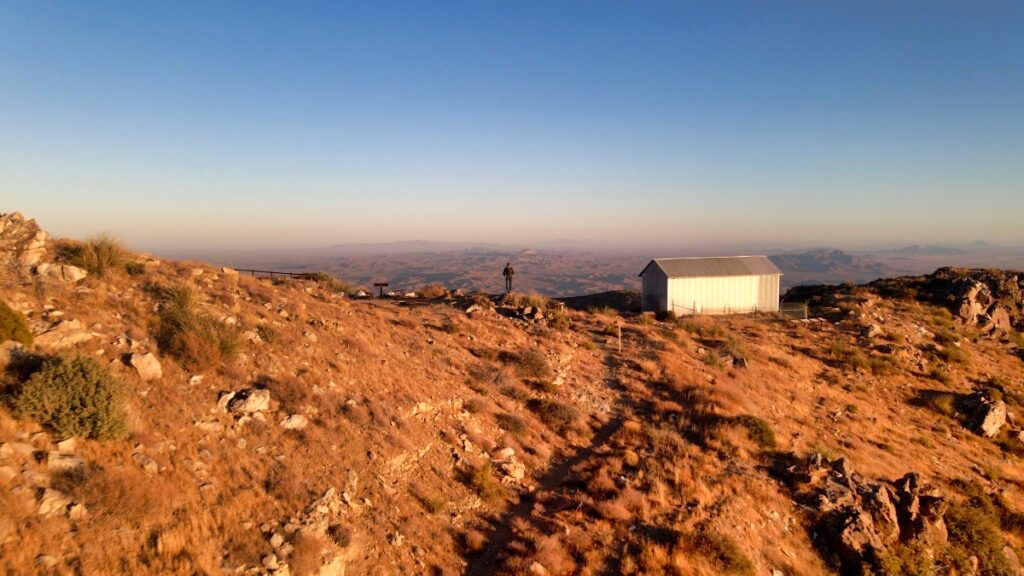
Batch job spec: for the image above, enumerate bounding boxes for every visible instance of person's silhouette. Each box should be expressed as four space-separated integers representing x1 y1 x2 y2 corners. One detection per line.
502 262 515 293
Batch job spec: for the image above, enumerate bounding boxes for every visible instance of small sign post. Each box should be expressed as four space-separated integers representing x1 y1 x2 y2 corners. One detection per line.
373 282 389 297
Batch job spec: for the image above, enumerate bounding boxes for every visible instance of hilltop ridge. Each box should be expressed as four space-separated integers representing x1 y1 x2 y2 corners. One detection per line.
2 212 1024 575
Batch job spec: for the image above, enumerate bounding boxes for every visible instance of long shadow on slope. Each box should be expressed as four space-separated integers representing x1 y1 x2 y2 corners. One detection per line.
463 351 630 576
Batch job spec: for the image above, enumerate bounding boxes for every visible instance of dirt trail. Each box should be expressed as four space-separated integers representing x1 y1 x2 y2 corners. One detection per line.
464 344 630 575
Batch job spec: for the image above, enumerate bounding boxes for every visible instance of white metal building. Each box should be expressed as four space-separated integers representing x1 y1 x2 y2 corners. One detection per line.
639 256 782 315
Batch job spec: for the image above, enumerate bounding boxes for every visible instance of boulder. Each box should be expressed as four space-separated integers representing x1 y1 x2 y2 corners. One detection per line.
963 392 1007 438
46 452 85 474
224 389 271 413
34 319 93 350
0 212 47 270
37 489 72 517
35 263 88 283
129 352 163 381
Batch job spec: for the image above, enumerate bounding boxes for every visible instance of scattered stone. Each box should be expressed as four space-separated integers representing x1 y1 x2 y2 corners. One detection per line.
132 452 159 474
34 319 94 350
223 389 271 413
129 352 163 381
494 447 516 462
280 414 309 430
35 555 59 569
35 262 88 283
38 489 72 517
46 452 85 474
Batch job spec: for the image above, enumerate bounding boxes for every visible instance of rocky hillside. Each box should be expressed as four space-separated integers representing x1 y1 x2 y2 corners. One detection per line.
2 212 1024 576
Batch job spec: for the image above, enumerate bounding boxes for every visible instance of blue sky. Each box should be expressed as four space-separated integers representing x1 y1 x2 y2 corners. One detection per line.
1 2 1022 252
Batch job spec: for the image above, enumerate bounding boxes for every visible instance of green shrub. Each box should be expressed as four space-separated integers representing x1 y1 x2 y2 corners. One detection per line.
467 461 506 502
14 355 127 440
156 282 241 370
733 415 777 449
68 233 127 277
946 485 1017 576
256 324 277 344
828 340 870 371
0 300 32 346
877 540 936 576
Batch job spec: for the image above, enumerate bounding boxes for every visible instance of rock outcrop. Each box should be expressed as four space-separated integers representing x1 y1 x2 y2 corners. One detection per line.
0 213 47 270
781 454 950 573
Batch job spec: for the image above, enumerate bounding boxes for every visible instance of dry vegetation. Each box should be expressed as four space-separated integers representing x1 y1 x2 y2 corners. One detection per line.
2 230 1024 575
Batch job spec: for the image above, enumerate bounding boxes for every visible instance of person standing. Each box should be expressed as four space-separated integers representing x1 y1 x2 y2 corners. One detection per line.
502 262 515 294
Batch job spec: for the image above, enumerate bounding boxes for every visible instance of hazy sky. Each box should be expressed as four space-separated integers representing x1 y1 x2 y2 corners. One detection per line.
1 2 1022 252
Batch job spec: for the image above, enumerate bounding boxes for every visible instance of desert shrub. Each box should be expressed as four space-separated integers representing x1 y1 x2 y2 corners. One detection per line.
524 291 547 309
466 461 505 502
256 324 277 344
314 272 354 294
870 355 901 376
0 300 32 346
719 335 747 361
415 491 446 514
938 345 969 365
124 261 146 276
67 233 127 276
496 412 528 434
945 484 1016 575
828 340 869 371
686 530 754 575
441 317 460 334
289 531 328 576
464 398 487 414
933 328 958 346
929 367 953 385
546 306 569 331
502 349 552 380
703 351 726 370
499 383 531 401
156 282 241 370
877 540 936 576
420 283 447 299
917 390 957 416
14 355 127 440
732 415 776 449
527 398 579 434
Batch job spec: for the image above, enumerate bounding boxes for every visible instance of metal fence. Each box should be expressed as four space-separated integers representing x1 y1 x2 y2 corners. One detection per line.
668 301 809 319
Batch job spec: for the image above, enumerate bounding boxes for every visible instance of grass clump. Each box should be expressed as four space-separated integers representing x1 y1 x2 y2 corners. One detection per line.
440 317 460 334
732 415 777 449
495 412 528 434
124 261 146 276
503 349 552 380
929 367 953 385
0 300 32 346
156 282 241 371
14 355 127 440
314 272 354 295
67 233 127 277
420 283 447 299
686 530 754 575
828 340 870 372
945 482 1018 576
527 398 579 434
466 461 505 502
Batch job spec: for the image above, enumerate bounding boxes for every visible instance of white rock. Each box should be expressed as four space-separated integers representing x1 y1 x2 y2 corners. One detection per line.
38 489 72 517
34 319 93 350
227 389 271 413
280 414 309 430
46 452 85 473
130 352 163 381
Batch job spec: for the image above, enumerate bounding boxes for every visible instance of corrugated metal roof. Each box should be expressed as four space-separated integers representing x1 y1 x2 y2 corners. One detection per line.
639 256 782 278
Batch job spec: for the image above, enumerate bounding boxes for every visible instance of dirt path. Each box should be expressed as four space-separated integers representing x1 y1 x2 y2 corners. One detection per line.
463 344 630 575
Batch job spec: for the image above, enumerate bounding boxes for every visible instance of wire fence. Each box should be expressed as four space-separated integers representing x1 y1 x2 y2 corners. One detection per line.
667 301 809 319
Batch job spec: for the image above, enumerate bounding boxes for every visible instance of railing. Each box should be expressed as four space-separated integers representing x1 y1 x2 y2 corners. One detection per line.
780 302 809 320
667 301 809 319
235 268 322 282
